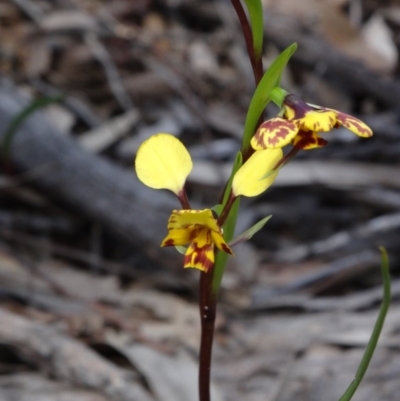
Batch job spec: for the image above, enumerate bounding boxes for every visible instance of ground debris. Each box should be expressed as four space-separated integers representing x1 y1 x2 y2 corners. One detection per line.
0 0 399 400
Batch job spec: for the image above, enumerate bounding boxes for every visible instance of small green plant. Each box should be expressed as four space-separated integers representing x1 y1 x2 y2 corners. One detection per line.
1 94 63 163
134 1 390 400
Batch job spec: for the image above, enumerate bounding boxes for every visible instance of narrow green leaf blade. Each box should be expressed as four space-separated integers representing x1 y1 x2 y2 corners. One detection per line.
241 43 297 153
229 215 272 247
211 204 223 216
222 151 243 207
338 247 391 401
211 152 243 294
243 0 263 58
212 197 240 293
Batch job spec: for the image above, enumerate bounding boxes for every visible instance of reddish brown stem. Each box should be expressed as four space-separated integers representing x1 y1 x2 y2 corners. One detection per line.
177 188 191 210
217 191 236 227
230 0 263 84
198 270 217 401
230 0 267 160
274 147 300 170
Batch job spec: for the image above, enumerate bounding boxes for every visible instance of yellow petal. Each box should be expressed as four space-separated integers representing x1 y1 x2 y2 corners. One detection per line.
298 110 337 132
167 209 220 232
292 130 328 150
161 227 199 247
135 133 193 195
211 231 233 255
232 148 283 197
184 229 214 272
251 118 299 149
335 111 373 138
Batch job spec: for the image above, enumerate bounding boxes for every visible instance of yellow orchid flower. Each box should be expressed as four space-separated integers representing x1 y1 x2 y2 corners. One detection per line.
251 94 373 150
135 133 283 271
161 209 233 272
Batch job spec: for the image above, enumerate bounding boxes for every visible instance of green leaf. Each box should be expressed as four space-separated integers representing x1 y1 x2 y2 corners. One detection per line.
243 0 263 58
175 246 187 255
212 197 240 293
269 87 289 107
228 215 272 247
211 152 243 294
241 43 297 153
222 152 243 207
211 204 223 216
338 247 391 401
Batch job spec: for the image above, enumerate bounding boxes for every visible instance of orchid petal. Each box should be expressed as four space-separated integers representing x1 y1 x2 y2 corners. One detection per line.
335 111 373 138
251 117 299 149
211 231 233 255
166 209 220 232
184 229 214 272
161 227 198 247
135 133 192 195
292 130 328 150
298 110 337 132
232 148 282 197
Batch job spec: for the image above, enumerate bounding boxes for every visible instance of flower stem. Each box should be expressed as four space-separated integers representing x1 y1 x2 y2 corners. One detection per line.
177 188 191 210
198 270 217 401
274 147 299 170
217 191 236 227
230 0 263 84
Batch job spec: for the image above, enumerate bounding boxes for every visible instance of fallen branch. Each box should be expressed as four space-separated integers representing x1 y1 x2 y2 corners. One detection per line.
263 13 400 108
0 79 175 252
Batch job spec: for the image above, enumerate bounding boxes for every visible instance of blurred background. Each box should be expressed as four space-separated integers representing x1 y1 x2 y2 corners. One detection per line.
0 0 399 400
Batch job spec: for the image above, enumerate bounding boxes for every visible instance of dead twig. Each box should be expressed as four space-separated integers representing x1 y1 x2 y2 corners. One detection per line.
0 239 172 353
84 32 133 112
10 0 44 24
0 307 153 401
275 212 400 262
0 228 136 277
